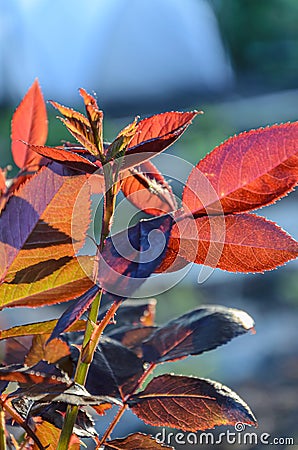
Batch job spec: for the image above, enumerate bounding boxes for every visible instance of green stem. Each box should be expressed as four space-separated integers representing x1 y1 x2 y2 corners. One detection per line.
57 164 118 450
0 404 6 450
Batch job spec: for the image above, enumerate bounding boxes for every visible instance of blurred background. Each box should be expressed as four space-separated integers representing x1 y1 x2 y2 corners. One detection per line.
0 0 298 448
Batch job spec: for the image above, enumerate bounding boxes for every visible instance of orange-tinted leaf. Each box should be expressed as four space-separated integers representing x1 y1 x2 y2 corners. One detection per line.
33 421 80 450
25 334 70 366
122 111 199 169
29 145 100 173
79 88 103 152
0 319 86 341
92 402 113 415
79 88 102 124
50 100 89 126
0 256 93 309
158 213 298 273
0 163 93 308
0 168 6 195
183 122 298 215
127 374 257 431
11 79 48 169
121 161 177 215
104 432 174 449
0 168 89 279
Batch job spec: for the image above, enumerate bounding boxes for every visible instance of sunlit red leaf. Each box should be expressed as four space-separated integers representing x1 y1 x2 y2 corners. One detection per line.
104 432 174 449
11 79 48 169
183 122 298 215
158 213 298 273
0 168 6 195
127 374 257 431
142 305 254 363
121 111 200 169
29 145 101 173
121 161 177 215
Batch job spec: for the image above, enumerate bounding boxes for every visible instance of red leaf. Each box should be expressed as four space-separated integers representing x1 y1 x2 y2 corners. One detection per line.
127 374 257 431
11 79 48 169
183 123 298 215
29 145 101 173
104 433 174 449
121 161 177 215
122 111 199 169
158 213 298 273
0 169 6 195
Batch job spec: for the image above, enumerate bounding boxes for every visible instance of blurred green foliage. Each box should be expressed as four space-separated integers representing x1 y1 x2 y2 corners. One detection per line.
211 0 298 91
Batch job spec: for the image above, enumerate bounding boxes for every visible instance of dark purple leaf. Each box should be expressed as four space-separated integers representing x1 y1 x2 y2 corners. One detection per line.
142 305 255 363
48 285 100 342
97 214 173 300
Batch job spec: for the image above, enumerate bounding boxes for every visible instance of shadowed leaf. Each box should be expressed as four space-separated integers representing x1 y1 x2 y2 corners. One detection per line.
11 79 48 169
183 122 298 215
70 336 144 399
13 381 122 407
142 305 254 363
104 432 174 449
102 298 157 329
107 326 157 357
127 374 257 431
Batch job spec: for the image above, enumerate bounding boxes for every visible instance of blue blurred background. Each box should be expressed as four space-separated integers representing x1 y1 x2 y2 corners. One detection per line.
0 1 298 448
